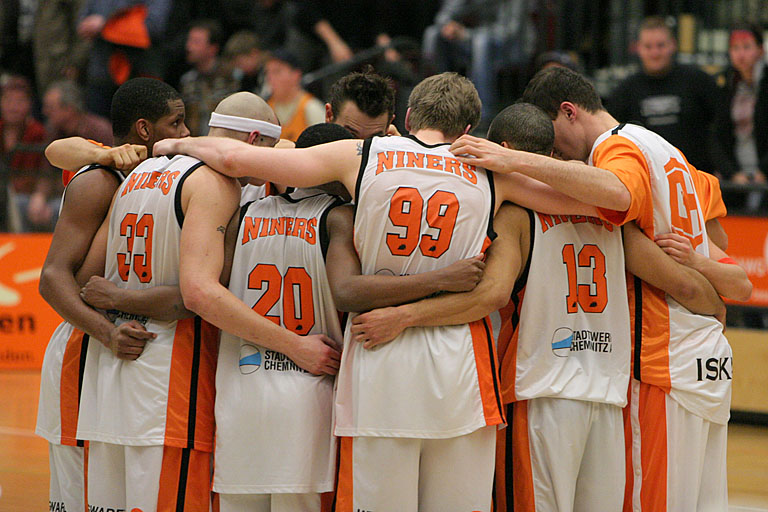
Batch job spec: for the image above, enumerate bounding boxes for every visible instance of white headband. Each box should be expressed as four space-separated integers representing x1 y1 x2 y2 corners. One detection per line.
208 112 282 139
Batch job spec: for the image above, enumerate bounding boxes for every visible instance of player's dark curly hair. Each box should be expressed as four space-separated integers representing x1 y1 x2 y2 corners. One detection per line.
328 67 396 120
111 78 182 138
522 67 604 120
295 123 355 148
487 103 554 155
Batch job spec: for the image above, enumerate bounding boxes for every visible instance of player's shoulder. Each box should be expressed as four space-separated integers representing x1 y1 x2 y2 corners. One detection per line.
495 202 530 231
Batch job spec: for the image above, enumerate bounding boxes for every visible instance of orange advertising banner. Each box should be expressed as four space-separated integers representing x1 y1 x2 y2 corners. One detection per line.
719 216 768 307
0 233 62 369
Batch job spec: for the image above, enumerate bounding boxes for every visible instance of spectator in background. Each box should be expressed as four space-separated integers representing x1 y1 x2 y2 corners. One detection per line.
712 22 768 211
77 0 173 117
224 31 266 96
43 80 113 145
33 0 92 96
0 0 39 86
180 19 240 135
606 16 719 172
325 68 395 138
422 0 535 126
0 77 55 232
266 49 325 141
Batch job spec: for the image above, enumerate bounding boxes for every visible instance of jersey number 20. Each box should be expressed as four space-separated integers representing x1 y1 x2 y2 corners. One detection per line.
248 264 315 335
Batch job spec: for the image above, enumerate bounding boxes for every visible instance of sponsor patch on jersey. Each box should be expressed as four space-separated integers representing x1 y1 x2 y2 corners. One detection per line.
239 344 262 374
551 327 612 357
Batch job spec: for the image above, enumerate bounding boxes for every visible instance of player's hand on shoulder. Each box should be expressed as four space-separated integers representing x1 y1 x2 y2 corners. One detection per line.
449 135 514 172
98 143 148 171
153 138 181 157
436 254 485 292
108 320 156 360
386 124 401 137
291 334 341 376
80 275 118 310
351 308 405 350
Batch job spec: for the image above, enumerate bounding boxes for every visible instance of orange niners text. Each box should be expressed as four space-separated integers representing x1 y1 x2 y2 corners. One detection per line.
538 213 615 233
375 151 478 184
121 169 181 197
241 216 317 245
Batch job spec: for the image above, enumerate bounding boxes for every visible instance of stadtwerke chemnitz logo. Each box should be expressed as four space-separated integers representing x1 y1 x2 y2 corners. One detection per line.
551 327 613 357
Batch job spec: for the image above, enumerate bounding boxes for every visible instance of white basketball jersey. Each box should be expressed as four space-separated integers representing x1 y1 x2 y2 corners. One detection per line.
77 156 219 449
37 165 124 446
213 188 344 493
500 211 630 407
335 135 504 438
591 124 731 424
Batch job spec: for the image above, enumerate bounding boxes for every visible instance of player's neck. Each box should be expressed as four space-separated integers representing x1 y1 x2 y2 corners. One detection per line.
585 110 620 146
409 128 456 145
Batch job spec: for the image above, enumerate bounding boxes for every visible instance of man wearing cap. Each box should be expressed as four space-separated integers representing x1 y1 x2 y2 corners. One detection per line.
266 49 325 141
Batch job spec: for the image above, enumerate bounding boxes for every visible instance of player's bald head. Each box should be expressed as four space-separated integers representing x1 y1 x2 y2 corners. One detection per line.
209 92 279 146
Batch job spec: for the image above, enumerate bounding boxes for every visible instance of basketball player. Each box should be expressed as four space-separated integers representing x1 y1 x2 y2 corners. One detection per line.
348 102 727 512
153 72 605 512
325 68 396 138
449 67 752 511
70 92 341 512
35 77 189 512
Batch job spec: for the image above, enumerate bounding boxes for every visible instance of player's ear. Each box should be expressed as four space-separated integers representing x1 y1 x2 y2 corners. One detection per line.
500 141 510 148
135 119 151 143
404 108 412 132
463 124 472 134
247 131 260 145
560 102 577 121
324 103 334 123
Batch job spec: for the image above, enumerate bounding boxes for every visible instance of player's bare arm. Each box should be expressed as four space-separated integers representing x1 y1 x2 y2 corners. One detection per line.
623 222 725 317
153 136 361 197
38 170 155 360
494 172 597 217
45 136 148 172
325 205 485 312
178 166 341 375
450 134 631 211
706 218 728 251
351 202 527 349
655 234 752 302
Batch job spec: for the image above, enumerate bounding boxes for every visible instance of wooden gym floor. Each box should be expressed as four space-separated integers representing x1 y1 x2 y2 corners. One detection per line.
1 370 767 511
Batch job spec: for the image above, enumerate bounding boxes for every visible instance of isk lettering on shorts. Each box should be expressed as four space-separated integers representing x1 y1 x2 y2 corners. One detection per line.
120 169 180 197
696 357 732 381
263 349 309 373
107 310 149 325
537 212 614 233
241 216 317 245
50 501 67 512
375 150 478 184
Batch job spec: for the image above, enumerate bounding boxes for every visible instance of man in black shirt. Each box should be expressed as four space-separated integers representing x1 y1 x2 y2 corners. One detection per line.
607 16 719 172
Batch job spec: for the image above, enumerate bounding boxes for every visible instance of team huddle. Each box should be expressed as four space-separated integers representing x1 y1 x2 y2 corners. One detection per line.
35 68 751 512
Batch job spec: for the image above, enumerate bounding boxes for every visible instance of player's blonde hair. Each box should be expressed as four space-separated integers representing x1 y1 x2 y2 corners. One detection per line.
407 73 481 138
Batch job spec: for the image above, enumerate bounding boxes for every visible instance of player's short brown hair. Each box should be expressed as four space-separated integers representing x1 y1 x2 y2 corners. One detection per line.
487 103 554 155
407 72 481 138
639 16 675 40
522 67 604 120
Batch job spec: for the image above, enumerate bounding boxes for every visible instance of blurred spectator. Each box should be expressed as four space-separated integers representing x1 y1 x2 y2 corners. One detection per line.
711 22 767 212
0 0 39 86
535 50 582 73
422 0 535 125
224 31 266 96
180 19 240 135
43 80 113 144
78 0 173 117
0 77 56 232
33 0 92 96
325 68 395 138
266 49 325 141
606 16 719 172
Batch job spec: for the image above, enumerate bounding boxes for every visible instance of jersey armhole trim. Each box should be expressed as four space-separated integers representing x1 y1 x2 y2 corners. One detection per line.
320 198 347 261
633 275 643 381
486 170 497 241
352 137 373 220
174 161 207 229
511 209 534 299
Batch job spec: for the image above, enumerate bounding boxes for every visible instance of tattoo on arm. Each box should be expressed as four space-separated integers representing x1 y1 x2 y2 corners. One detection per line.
356 142 363 156
217 225 226 234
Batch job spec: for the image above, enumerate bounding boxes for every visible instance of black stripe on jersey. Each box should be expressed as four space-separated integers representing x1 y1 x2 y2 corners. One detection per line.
404 134 451 148
633 276 643 381
175 448 191 512
611 123 626 135
76 333 90 447
320 198 347 261
173 161 207 229
239 201 254 226
510 209 535 301
505 402 515 511
187 317 202 448
486 170 497 242
483 317 505 423
352 137 373 219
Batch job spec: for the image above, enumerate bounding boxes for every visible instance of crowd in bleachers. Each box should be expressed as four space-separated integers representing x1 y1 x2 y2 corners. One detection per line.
1 1 766 232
